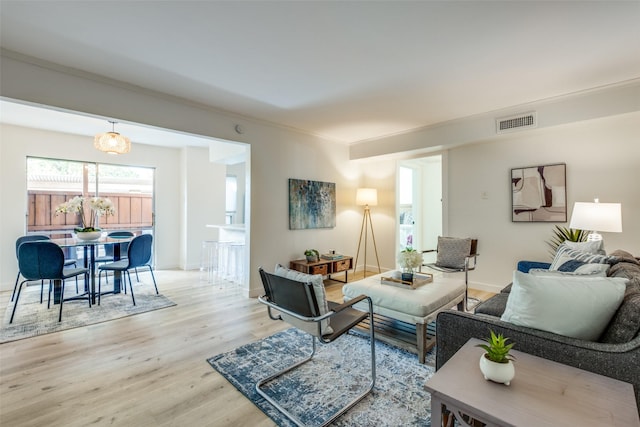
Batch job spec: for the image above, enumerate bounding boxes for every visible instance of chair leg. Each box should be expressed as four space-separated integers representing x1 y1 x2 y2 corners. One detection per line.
40 280 45 304
47 281 52 309
58 280 64 322
256 334 317 425
135 267 139 282
148 266 159 294
11 271 20 302
127 271 136 306
9 281 26 323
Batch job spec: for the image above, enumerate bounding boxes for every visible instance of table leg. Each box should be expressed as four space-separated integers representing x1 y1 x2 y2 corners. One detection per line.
431 395 444 427
113 243 122 294
90 245 97 305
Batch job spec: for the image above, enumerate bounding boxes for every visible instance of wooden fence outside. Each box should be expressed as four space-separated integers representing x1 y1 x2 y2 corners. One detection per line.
27 191 153 232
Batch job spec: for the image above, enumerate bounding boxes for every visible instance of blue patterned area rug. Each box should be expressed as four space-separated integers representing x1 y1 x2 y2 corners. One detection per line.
207 328 435 426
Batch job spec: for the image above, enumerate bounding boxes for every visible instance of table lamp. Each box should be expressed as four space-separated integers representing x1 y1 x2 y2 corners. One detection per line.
569 198 622 241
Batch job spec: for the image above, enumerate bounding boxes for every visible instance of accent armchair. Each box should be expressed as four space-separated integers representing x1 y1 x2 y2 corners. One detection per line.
257 267 376 427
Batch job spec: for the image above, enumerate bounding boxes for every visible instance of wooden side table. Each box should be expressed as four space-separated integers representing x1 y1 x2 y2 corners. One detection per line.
289 256 353 283
425 339 640 427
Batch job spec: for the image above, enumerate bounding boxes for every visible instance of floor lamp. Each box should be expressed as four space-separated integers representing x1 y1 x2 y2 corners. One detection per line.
354 188 381 278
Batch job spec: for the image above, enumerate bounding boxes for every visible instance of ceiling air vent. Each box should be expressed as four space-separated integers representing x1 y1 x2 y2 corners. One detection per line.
496 111 537 134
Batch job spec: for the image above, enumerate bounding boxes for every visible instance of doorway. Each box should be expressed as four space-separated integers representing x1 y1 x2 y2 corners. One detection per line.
396 155 443 263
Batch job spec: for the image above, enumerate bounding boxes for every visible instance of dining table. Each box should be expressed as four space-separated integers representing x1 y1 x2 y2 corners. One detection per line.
49 235 134 305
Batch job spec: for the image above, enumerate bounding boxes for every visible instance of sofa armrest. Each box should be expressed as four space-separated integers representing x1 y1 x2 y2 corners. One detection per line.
436 310 640 410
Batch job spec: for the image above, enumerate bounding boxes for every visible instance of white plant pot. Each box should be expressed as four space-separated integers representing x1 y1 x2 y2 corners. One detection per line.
75 230 102 241
479 354 515 386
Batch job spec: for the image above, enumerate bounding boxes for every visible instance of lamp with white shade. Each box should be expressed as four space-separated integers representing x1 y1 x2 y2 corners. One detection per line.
354 188 381 278
569 198 622 241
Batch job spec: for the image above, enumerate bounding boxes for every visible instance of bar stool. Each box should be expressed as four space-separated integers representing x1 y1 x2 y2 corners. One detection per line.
228 242 245 284
200 240 218 283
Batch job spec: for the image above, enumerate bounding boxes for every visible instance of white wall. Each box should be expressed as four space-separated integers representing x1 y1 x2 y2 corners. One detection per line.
447 112 640 291
181 146 227 270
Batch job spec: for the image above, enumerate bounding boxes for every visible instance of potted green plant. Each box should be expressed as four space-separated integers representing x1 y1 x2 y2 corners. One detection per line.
546 225 587 257
304 249 320 263
476 329 516 385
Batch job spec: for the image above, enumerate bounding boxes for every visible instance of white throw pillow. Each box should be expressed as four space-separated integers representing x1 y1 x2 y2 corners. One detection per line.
501 271 626 341
550 244 616 272
562 240 605 255
529 264 609 277
274 264 333 335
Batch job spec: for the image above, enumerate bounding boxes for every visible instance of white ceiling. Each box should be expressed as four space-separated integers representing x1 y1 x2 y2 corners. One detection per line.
1 1 639 146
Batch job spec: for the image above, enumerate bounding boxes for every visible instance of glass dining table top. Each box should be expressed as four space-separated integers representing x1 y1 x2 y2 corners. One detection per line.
49 236 134 247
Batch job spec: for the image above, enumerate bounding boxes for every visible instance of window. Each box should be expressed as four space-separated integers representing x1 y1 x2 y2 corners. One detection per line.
26 157 154 236
398 166 414 249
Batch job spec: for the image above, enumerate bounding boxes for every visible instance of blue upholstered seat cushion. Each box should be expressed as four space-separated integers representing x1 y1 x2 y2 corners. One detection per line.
501 271 626 341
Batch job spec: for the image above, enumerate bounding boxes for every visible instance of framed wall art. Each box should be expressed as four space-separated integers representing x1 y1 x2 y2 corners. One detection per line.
511 163 566 222
289 178 336 229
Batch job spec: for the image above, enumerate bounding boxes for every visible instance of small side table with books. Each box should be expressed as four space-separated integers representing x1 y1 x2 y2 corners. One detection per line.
289 254 353 283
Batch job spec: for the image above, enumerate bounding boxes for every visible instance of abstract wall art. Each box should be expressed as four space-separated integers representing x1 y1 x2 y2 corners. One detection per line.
511 163 566 222
289 179 336 229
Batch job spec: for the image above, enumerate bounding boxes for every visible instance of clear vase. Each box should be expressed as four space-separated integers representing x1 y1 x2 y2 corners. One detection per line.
401 267 414 283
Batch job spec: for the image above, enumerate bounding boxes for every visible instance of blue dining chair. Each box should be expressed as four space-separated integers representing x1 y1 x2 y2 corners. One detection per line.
94 231 136 283
12 235 79 303
11 241 90 323
98 234 158 306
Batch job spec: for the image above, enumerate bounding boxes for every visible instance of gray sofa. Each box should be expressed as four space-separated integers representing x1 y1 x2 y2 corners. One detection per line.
435 249 640 410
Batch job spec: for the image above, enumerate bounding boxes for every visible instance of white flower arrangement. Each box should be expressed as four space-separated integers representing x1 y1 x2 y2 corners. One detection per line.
397 246 423 271
55 196 115 232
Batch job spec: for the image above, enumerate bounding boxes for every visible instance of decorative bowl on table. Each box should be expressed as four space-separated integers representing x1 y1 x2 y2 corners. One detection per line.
75 230 102 241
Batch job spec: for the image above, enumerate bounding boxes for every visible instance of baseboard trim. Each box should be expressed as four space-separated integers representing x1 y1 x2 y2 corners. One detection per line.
468 281 504 294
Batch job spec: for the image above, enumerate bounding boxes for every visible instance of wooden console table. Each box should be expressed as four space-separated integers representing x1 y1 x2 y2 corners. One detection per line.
425 338 640 427
289 256 353 283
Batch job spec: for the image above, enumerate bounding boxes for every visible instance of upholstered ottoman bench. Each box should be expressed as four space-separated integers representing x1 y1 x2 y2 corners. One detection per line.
342 273 465 364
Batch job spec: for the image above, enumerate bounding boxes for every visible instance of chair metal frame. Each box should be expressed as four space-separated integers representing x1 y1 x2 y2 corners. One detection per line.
419 238 479 311
257 268 376 427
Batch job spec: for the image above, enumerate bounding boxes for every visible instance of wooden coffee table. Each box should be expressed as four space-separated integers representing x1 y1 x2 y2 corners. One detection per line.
425 339 640 427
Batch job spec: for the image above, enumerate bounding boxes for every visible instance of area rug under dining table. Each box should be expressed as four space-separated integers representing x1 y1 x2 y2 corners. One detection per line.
1 281 175 343
207 328 436 426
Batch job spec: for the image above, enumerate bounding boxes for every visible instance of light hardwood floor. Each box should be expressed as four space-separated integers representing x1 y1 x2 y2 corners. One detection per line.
0 269 492 427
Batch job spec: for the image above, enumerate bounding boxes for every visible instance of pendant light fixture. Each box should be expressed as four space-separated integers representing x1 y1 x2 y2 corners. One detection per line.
94 121 131 154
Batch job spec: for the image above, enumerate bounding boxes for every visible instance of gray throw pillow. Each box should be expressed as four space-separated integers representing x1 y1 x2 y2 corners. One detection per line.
436 237 472 269
600 288 640 343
